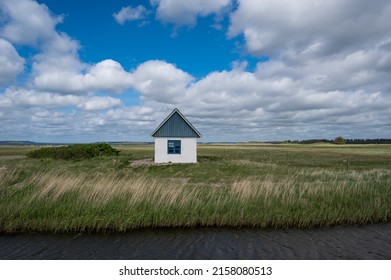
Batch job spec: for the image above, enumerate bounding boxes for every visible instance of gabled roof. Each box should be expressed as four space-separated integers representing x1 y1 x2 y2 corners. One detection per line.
151 108 202 138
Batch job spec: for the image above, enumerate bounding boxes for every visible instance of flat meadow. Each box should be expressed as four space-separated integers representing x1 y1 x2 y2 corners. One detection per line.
0 143 390 233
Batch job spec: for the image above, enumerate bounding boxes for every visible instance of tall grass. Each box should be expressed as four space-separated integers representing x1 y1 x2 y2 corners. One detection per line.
1 162 390 233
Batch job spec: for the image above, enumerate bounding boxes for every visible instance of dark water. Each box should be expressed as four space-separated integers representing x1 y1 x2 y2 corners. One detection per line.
1 224 391 260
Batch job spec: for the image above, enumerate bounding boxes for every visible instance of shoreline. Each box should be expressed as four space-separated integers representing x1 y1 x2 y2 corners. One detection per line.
1 221 391 235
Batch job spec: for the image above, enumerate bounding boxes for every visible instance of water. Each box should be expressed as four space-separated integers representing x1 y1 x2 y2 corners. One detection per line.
1 224 391 259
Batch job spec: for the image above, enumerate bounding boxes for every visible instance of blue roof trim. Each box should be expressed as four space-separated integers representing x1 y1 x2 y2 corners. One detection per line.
151 108 202 138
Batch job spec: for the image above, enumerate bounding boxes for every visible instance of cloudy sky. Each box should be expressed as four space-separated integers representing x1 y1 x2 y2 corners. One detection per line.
1 0 391 143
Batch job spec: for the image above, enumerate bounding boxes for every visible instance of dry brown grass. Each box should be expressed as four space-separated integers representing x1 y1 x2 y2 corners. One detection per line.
26 168 191 207
13 167 391 209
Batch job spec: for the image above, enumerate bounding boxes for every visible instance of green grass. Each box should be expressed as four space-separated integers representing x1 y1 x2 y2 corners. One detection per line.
0 143 390 233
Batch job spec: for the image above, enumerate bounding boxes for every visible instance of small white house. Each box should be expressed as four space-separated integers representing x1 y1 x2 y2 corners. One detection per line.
151 108 201 163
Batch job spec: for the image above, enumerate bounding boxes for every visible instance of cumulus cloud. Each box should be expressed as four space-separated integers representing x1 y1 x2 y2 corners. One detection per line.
1 0 134 95
0 88 81 108
0 38 25 86
115 59 391 140
183 0 391 140
113 5 149 25
196 51 387 137
153 0 231 26
0 0 63 46
131 60 194 103
0 88 122 111
34 59 133 94
229 0 391 56
77 96 122 111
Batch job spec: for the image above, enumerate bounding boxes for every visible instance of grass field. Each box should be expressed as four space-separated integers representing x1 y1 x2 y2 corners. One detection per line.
0 143 390 233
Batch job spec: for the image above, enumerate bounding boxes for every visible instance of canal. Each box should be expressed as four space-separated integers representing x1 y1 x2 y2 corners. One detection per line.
1 224 390 259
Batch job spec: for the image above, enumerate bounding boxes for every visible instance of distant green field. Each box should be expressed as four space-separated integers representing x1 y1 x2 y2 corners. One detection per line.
0 143 390 233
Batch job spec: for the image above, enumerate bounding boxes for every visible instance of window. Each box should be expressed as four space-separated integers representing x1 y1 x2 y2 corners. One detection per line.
167 140 181 154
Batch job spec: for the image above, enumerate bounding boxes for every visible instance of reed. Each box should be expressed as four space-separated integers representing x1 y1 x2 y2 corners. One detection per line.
1 158 390 233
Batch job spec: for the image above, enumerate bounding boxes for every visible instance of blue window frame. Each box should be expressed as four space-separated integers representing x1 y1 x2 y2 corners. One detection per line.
167 140 181 154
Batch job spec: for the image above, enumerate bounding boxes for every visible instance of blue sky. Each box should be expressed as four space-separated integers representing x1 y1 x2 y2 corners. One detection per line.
1 0 391 142
38 0 242 78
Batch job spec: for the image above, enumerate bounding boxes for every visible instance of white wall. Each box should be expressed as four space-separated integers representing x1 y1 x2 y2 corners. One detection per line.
154 138 197 163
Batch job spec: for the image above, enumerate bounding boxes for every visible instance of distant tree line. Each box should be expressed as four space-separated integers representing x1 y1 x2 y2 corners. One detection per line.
281 138 391 144
344 138 391 144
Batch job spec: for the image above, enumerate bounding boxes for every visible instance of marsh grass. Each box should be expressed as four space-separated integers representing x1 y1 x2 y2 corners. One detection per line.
1 146 390 233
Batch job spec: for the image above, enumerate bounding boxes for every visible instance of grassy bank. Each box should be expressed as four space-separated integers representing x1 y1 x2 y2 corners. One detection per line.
1 144 390 233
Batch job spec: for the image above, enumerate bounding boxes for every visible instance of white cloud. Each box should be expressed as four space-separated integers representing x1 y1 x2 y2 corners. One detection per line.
86 60 133 92
77 96 122 111
229 0 391 56
113 5 149 25
191 0 391 140
127 58 391 140
131 60 193 103
0 38 25 86
3 55 389 141
33 59 133 94
1 0 134 95
255 49 391 96
0 0 62 46
31 110 71 125
153 0 231 26
0 88 122 111
0 88 81 108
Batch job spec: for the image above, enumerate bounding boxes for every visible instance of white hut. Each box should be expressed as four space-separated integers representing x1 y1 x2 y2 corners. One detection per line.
151 108 201 163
